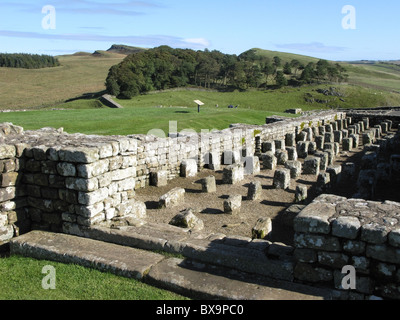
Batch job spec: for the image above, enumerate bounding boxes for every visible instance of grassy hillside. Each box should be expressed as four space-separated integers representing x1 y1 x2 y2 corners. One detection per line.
252 48 321 66
1 46 399 136
0 52 126 109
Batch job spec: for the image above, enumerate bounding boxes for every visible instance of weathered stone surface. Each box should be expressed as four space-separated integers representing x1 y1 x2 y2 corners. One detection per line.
59 147 100 164
0 187 16 203
366 244 400 264
159 188 185 209
180 159 198 177
331 216 361 239
66 177 98 192
78 187 109 206
285 160 302 179
275 149 288 165
247 181 262 200
294 202 336 234
286 147 298 161
10 230 164 280
77 159 109 178
222 164 244 184
0 145 16 160
150 170 168 187
252 217 272 240
318 252 349 268
57 162 77 177
295 185 307 203
273 168 290 190
262 152 277 170
222 150 241 165
294 233 341 252
297 141 309 159
0 172 19 187
243 156 260 175
169 209 204 231
201 176 216 193
294 262 332 283
361 223 389 244
223 195 242 215
303 157 320 176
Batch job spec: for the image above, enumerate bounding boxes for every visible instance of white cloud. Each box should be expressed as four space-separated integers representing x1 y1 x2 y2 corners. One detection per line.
183 38 211 48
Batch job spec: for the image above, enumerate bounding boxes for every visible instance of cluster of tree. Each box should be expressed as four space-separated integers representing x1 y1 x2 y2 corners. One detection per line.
0 53 60 69
106 46 348 98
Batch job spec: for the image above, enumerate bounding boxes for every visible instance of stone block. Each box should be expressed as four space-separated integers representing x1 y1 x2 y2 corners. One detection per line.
180 159 198 177
285 160 302 179
361 223 389 244
342 138 353 151
275 149 288 165
315 135 325 150
350 134 359 148
0 187 16 203
342 162 356 181
59 147 100 164
285 132 296 147
78 187 109 206
273 168 290 190
169 208 204 231
57 162 77 177
222 163 244 184
66 177 99 192
314 151 328 171
294 202 336 235
294 233 341 252
247 181 262 201
222 150 241 165
316 173 330 193
286 147 298 161
159 188 185 209
204 152 220 170
308 142 317 155
261 152 277 170
295 185 307 203
261 141 275 154
326 165 342 186
0 145 16 160
303 157 320 176
318 252 349 269
332 216 361 239
274 139 285 150
252 217 272 240
223 194 242 215
324 132 334 143
201 176 216 193
150 170 168 187
296 141 309 159
0 172 19 187
77 159 110 178
243 156 260 175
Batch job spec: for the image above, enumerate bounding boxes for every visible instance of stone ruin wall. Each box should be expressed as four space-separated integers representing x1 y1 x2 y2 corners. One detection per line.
1 109 400 299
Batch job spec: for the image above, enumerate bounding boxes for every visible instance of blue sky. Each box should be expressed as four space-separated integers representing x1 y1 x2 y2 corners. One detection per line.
0 0 399 61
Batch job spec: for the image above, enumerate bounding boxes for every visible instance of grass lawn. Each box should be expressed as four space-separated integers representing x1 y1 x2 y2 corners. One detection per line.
0 255 188 300
1 85 399 136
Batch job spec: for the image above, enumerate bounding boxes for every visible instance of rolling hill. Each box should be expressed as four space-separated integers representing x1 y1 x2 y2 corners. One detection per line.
0 45 399 111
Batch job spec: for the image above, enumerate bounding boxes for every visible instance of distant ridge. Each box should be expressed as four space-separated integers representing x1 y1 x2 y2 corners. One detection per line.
106 44 148 55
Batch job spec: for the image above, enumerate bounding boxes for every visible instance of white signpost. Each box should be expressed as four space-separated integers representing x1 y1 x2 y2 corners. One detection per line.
194 100 204 113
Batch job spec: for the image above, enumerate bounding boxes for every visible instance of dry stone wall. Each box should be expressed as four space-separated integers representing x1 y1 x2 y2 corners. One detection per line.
0 111 345 247
294 194 400 300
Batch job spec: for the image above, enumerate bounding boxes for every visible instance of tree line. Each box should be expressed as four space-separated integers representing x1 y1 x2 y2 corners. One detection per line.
0 53 60 69
106 46 348 99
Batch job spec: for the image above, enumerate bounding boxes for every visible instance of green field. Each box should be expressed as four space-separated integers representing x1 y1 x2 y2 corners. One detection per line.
1 85 399 136
0 52 125 110
0 255 187 300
